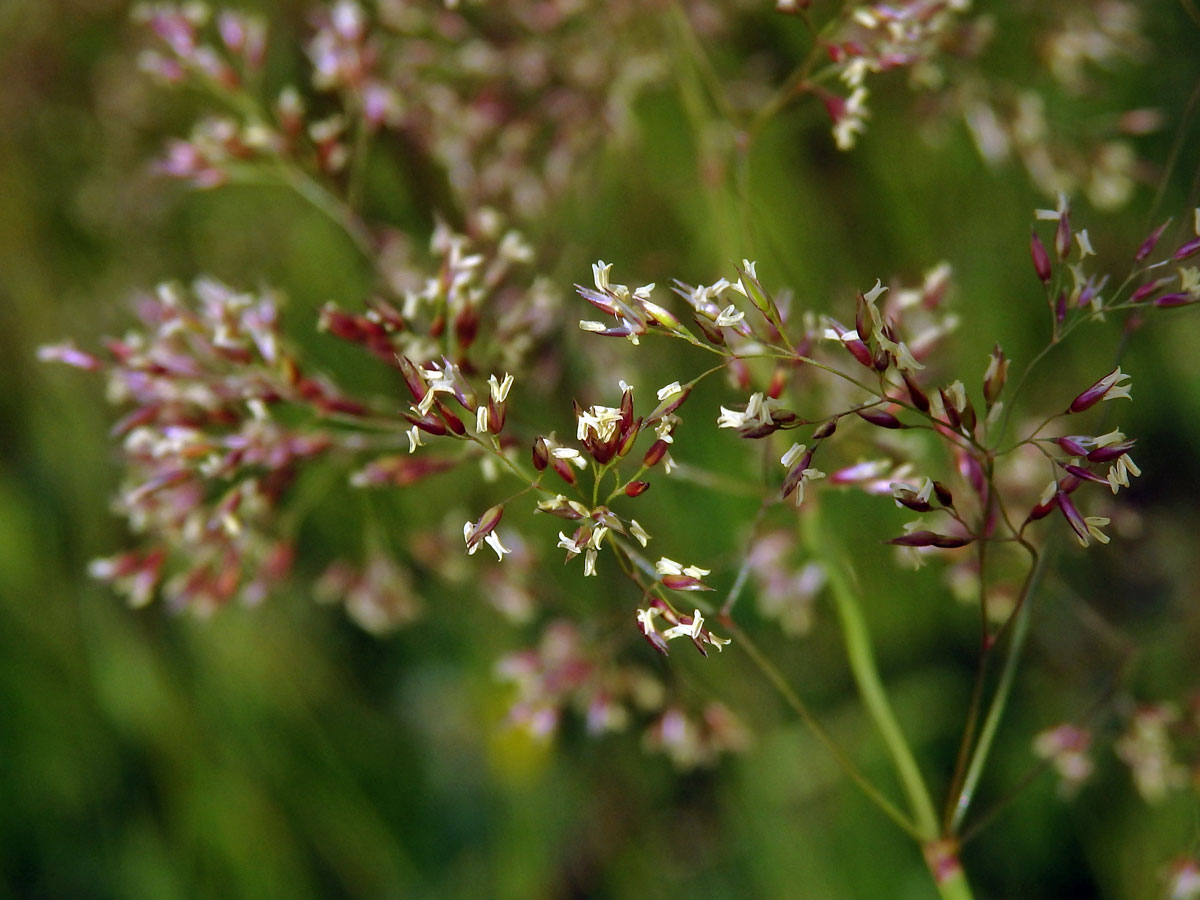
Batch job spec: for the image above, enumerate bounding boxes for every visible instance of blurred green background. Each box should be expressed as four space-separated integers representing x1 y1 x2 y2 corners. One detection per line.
3 2 1200 898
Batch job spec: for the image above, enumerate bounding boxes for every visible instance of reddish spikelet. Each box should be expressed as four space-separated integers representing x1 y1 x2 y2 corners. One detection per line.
983 344 1008 409
1055 212 1072 261
1062 463 1108 485
643 439 669 467
893 488 932 513
1154 292 1197 308
812 419 838 440
531 437 549 472
1056 436 1091 456
888 531 973 549
781 448 815 501
550 457 577 486
1131 277 1172 303
902 370 931 413
856 408 904 429
1087 440 1135 463
464 505 504 550
1173 236 1200 261
767 367 788 400
1068 367 1128 414
1031 230 1052 282
661 574 714 592
1135 219 1171 261
404 413 449 437
932 481 955 508
1056 490 1090 545
352 455 457 487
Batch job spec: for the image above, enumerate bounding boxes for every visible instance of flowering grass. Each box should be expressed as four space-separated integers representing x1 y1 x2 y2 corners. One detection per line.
14 1 1200 897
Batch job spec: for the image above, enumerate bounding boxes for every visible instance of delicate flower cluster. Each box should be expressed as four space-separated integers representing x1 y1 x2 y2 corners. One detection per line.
45 1 1200 814
773 1 1156 205
321 218 554 378
135 3 266 90
1033 723 1094 797
567 203 1195 594
315 552 420 634
494 621 666 742
642 702 751 770
1166 857 1200 900
42 279 349 612
1115 704 1191 804
745 532 826 636
138 0 670 221
820 1 972 150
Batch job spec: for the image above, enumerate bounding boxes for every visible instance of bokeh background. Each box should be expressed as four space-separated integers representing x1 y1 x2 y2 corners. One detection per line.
3 1 1200 898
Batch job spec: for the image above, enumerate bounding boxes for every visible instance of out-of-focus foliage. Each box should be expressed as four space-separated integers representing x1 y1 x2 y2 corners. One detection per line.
3 1 1200 898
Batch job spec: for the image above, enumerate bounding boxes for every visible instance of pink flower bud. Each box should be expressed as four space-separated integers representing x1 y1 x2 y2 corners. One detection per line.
855 292 870 343
939 388 961 430
1062 463 1108 485
1067 366 1131 413
550 457 577 486
217 11 246 53
856 408 904 429
691 313 726 346
1131 276 1172 303
434 399 465 435
617 419 641 457
353 455 457 487
1031 230 1052 283
454 304 479 348
661 574 714 592
1086 440 1135 463
641 300 681 330
983 344 1008 408
893 489 932 513
395 355 426 401
1135 219 1171 261
1055 436 1090 456
531 437 549 471
958 447 987 500
780 449 815 500
1154 292 1197 308
624 481 650 497
465 505 504 549
403 413 448 437
768 367 788 400
887 531 973 549
37 342 102 371
487 398 505 434
1173 235 1200 261
643 439 669 467
902 370 930 413
1055 212 1072 261
933 481 955 508
646 386 692 424
1055 490 1089 545
1026 497 1057 522
812 419 838 440
830 319 873 369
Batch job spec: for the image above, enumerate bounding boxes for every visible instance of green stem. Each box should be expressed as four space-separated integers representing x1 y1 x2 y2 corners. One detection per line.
926 853 976 900
949 544 1045 833
278 165 375 260
938 875 975 900
728 623 921 841
803 506 940 840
